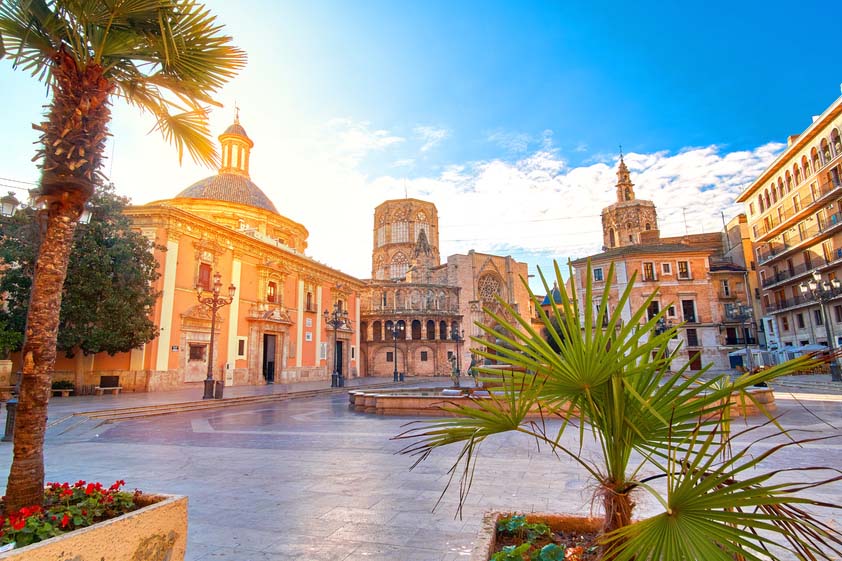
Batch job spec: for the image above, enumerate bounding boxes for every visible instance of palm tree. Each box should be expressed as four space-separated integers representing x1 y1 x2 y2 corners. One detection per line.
399 261 842 560
0 0 246 511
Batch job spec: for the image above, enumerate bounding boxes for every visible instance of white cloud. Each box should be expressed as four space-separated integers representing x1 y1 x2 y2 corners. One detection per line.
487 130 531 153
413 125 449 152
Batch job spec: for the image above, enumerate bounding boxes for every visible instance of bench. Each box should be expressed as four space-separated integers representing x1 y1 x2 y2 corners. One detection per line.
95 375 122 396
51 389 74 397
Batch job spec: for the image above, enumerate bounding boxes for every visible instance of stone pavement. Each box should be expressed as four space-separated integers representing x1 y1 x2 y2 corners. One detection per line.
0 379 840 560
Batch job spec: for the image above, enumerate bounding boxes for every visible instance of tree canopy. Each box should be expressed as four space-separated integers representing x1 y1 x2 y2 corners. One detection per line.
0 183 161 357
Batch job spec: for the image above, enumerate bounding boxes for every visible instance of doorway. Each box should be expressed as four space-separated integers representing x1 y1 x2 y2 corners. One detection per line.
334 340 343 376
263 334 276 383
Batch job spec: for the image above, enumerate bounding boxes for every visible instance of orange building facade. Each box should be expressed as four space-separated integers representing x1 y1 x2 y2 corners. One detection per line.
49 119 365 392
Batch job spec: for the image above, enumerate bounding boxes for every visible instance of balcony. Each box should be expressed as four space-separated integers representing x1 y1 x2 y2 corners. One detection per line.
718 290 737 299
756 210 842 265
362 303 460 315
724 337 758 346
754 179 842 243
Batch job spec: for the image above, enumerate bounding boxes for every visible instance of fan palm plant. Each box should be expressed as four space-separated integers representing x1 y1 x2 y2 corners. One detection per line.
0 0 246 511
398 261 842 560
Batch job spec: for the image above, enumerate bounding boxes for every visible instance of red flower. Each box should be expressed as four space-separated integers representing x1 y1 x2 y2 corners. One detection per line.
74 480 86 488
61 513 70 528
11 517 25 531
85 483 96 495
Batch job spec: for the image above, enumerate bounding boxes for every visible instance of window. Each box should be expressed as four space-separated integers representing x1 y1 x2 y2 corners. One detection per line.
236 337 247 359
386 351 394 362
305 332 313 342
306 291 314 312
677 261 690 279
642 262 656 281
420 351 428 361
781 316 790 331
721 280 730 296
793 194 800 212
392 221 409 243
319 342 327 360
681 299 696 323
593 268 604 282
803 250 812 270
377 225 386 247
351 346 355 359
835 305 842 323
197 263 212 291
646 301 660 320
267 281 277 303
685 328 699 347
189 344 206 361
667 305 676 318
661 262 672 275
749 202 755 215
814 309 824 325
796 313 805 329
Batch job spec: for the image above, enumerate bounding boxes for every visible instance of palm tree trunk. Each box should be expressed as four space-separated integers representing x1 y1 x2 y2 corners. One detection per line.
601 483 634 560
4 206 81 511
3 48 111 512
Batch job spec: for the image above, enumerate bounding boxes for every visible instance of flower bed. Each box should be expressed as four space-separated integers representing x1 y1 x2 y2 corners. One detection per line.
1 480 137 549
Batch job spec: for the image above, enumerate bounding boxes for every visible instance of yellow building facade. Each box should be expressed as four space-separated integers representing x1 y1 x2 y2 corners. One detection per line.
51 119 365 391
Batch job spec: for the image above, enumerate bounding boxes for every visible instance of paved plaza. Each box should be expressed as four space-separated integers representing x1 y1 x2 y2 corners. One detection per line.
1 379 841 560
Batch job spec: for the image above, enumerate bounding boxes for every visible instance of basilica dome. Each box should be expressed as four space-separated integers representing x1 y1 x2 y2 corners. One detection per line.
174 117 278 214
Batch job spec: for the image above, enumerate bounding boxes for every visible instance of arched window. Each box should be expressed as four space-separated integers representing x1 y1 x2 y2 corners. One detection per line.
336 299 343 312
451 321 459 340
306 291 313 311
372 321 382 342
267 281 277 303
784 173 791 194
426 320 436 340
439 320 448 341
770 183 777 203
803 155 812 177
360 321 368 342
609 228 616 247
385 320 394 340
832 128 842 156
396 320 407 340
812 147 821 171
645 223 651 231
624 188 631 201
821 139 831 163
411 320 422 340
764 189 771 208
389 252 408 279
758 194 764 213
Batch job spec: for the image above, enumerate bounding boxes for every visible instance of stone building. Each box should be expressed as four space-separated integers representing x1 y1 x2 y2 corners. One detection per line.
572 158 757 371
736 92 842 357
48 118 365 391
359 199 532 377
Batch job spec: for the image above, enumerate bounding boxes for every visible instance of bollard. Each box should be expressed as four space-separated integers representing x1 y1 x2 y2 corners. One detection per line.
2 398 17 442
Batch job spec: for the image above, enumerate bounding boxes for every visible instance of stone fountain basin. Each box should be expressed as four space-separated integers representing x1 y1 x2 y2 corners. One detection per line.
348 386 776 418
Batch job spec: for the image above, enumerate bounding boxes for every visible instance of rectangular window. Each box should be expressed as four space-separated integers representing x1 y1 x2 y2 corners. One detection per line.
351 346 356 359
835 305 842 323
305 332 313 342
319 342 328 360
593 268 604 282
681 299 696 323
386 351 394 362
420 351 428 361
642 262 656 281
814 309 824 325
721 280 730 296
677 261 690 279
377 226 386 247
661 262 672 275
793 194 800 212
391 221 409 243
685 328 699 347
752 225 759 238
667 305 676 318
749 202 755 215
824 241 834 263
197 263 212 291
796 313 805 329
803 250 812 270
646 300 660 321
267 281 277 303
236 337 247 359
189 344 206 361
781 316 789 331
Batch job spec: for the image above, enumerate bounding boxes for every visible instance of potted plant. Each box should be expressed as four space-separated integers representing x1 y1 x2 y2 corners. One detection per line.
398 262 842 560
0 322 22 388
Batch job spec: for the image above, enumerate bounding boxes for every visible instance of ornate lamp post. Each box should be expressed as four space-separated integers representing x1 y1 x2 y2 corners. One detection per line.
388 321 405 382
324 304 350 387
0 192 20 218
196 272 236 399
451 327 464 375
799 271 842 381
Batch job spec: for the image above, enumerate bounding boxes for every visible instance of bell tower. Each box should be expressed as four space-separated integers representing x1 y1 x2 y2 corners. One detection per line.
601 153 659 249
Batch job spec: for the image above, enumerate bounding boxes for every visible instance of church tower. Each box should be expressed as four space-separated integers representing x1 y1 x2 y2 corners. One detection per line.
371 199 440 280
601 154 659 249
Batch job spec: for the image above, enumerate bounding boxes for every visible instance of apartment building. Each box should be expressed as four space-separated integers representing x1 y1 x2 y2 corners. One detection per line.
737 94 842 354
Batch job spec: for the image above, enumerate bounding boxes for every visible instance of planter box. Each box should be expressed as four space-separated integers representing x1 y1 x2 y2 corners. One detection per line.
0 493 187 561
470 511 602 561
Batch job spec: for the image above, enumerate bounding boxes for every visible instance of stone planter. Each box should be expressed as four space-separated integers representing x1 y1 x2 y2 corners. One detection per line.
0 493 187 561
470 511 602 561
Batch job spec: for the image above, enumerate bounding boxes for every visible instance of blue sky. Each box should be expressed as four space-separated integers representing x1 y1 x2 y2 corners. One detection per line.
1 1 841 287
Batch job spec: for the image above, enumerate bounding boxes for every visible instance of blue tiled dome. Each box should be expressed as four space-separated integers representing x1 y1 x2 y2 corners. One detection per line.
177 173 278 214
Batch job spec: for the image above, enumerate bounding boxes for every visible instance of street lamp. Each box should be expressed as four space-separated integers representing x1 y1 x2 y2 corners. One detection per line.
725 304 754 374
196 271 236 399
388 321 405 382
451 327 464 376
324 304 350 387
0 192 20 217
799 271 842 381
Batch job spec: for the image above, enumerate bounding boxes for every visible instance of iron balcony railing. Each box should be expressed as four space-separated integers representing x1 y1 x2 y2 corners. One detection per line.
756 210 842 265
